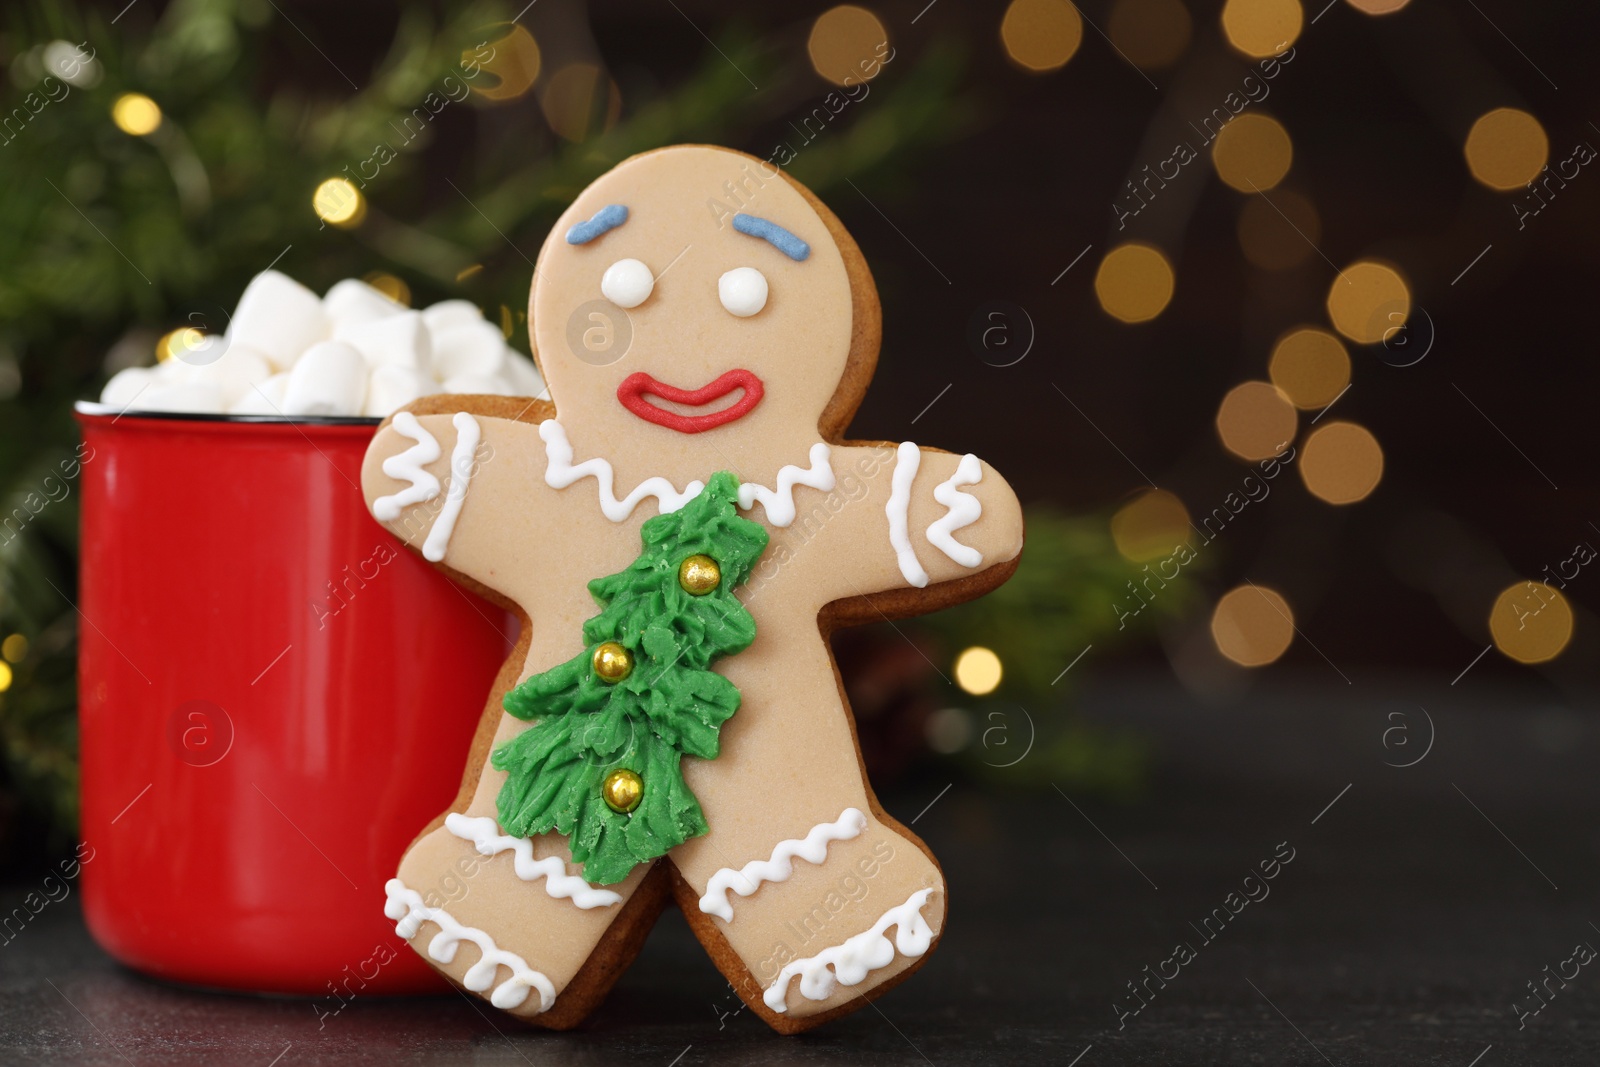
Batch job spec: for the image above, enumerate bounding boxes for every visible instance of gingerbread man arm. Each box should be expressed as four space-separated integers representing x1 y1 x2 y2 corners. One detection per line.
360 403 560 602
752 441 1023 609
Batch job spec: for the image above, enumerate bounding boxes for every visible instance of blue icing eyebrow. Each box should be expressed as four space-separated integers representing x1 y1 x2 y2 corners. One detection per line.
565 204 628 245
732 213 810 262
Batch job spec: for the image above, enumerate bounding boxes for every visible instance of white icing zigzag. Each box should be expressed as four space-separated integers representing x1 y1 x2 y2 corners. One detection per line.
444 813 622 910
763 888 936 1013
540 419 704 522
423 412 481 563
373 412 441 521
926 453 984 568
698 808 867 922
384 877 556 1012
541 419 833 528
737 443 835 527
886 441 929 588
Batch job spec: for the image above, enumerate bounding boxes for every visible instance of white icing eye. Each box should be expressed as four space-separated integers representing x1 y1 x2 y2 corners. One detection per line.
718 267 768 318
601 258 654 309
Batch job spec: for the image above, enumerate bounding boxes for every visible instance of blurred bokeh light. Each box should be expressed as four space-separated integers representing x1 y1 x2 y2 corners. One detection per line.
1489 581 1573 664
1000 0 1083 72
1326 260 1410 344
1216 380 1297 461
1212 113 1293 192
111 92 161 136
1211 584 1295 666
312 177 364 228
1464 107 1548 191
1269 327 1350 409
1112 489 1193 562
1095 243 1175 323
809 5 890 85
955 646 1004 695
470 24 541 101
1301 421 1384 504
1220 0 1302 59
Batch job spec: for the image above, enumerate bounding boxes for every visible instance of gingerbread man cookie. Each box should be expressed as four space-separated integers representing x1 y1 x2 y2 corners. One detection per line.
361 145 1023 1032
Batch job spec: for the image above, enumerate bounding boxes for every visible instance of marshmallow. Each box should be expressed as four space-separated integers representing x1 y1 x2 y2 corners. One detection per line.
442 373 513 397
335 311 433 376
226 271 330 371
431 320 507 379
230 373 291 415
101 366 157 409
325 279 407 327
363 365 429 418
188 346 274 408
503 354 546 397
140 380 226 414
421 300 486 333
284 341 367 416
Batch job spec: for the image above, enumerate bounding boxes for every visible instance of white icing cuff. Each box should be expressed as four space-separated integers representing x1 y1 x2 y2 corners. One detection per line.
762 888 936 1013
444 813 622 909
698 808 867 922
373 412 441 520
422 412 481 562
384 877 556 1012
926 453 984 568
886 442 929 587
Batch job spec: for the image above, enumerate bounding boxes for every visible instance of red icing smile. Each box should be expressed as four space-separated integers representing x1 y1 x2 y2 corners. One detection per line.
616 370 764 433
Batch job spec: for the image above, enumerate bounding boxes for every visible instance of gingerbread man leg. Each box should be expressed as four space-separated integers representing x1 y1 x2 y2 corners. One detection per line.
668 622 944 1029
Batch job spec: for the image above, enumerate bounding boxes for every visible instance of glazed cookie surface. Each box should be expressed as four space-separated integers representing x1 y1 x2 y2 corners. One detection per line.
362 144 1024 1033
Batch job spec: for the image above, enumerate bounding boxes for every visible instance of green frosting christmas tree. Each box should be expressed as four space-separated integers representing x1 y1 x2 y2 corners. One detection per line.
491 472 769 885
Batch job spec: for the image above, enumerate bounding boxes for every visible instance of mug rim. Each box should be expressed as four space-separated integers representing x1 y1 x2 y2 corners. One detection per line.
73 399 383 427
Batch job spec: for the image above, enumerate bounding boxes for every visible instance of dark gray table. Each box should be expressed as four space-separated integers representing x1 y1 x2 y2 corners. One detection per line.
4 674 1596 1065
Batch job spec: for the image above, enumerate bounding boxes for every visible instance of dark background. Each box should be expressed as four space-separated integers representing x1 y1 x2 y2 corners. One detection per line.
2 0 1597 1063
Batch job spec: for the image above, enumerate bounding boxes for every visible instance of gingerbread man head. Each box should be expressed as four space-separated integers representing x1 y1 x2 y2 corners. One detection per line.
363 145 1023 1033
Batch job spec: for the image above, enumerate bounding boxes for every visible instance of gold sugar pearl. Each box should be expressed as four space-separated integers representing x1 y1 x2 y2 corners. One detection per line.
678 554 721 596
591 641 633 683
602 768 643 814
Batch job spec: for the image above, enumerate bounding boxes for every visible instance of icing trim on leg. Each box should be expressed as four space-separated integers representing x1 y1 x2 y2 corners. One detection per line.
384 877 557 1011
762 888 935 1013
698 807 867 922
444 813 623 910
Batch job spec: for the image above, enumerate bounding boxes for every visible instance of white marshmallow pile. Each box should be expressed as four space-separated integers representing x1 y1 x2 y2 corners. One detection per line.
100 271 546 418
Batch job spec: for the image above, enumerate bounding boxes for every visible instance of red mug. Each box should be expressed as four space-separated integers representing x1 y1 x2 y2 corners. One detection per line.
74 403 509 995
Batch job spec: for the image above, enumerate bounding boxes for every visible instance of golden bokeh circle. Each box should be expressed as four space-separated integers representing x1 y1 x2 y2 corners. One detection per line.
111 92 162 136
1269 327 1350 409
1108 0 1193 70
1346 0 1410 12
1 633 26 663
1211 585 1295 667
1212 113 1294 192
809 5 891 86
313 177 365 227
1095 243 1175 323
1326 260 1410 345
955 646 1003 696
0 661 12 693
1489 581 1573 664
1238 188 1320 270
1464 107 1548 191
1220 0 1302 59
1001 0 1083 72
470 24 542 102
362 271 410 307
1111 489 1192 562
1300 421 1383 504
1216 380 1297 461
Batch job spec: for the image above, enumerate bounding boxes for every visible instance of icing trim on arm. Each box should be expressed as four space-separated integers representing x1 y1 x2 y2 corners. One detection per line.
373 412 441 521
422 412 481 563
885 441 929 588
540 419 704 522
762 888 935 1013
444 814 623 909
926 453 985 568
698 807 866 922
737 443 835 527
384 877 556 1011
565 204 628 245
